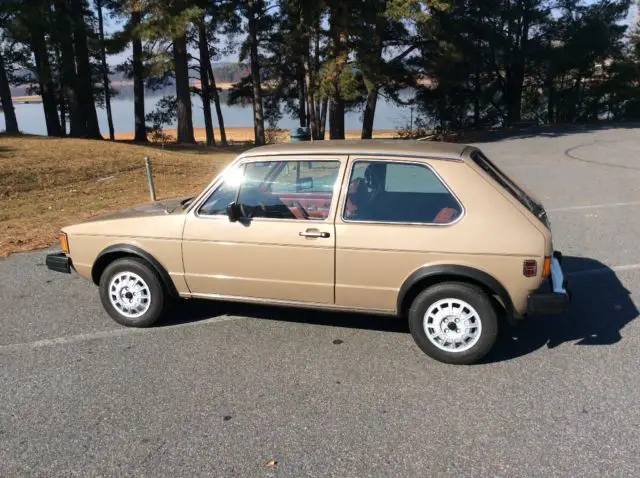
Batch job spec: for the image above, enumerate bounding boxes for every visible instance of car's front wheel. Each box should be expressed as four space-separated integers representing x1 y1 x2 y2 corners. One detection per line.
408 282 498 365
99 257 167 327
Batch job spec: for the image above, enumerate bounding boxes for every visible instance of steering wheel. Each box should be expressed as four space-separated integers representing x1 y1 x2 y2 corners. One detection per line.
240 202 267 218
238 187 269 218
293 201 310 219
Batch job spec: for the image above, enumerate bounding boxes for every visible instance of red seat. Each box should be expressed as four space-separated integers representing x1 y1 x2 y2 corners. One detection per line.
433 207 458 224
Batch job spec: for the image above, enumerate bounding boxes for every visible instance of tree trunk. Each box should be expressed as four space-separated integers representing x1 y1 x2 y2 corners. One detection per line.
473 47 481 127
173 31 195 144
297 67 307 127
546 72 555 124
308 21 324 139
198 22 215 146
0 52 19 134
303 53 318 139
329 96 344 139
55 0 84 136
473 85 480 126
207 61 227 145
247 0 265 146
328 2 348 139
71 0 101 138
505 72 523 124
305 80 317 138
55 48 67 136
54 0 84 135
506 6 530 125
319 97 328 139
361 87 378 139
30 29 62 137
96 0 114 140
131 6 147 142
571 75 582 122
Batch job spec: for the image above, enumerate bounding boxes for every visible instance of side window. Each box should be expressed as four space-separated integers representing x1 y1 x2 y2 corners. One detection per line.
198 180 238 216
343 160 462 224
269 161 340 194
238 160 341 220
385 163 448 194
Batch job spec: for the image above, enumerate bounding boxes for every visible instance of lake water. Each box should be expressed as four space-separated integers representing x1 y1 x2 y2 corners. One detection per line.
1 93 416 136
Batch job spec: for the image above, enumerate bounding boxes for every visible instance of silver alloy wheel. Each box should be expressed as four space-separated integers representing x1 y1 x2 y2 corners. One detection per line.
423 298 482 352
108 271 151 318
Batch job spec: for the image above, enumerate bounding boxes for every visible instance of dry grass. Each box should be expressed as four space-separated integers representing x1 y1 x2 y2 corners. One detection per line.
0 135 244 256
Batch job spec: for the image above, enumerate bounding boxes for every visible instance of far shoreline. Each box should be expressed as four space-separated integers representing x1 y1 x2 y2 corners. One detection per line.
114 127 400 143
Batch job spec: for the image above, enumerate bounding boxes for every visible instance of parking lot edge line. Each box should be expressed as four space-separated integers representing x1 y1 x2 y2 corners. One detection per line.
547 201 640 212
0 315 242 353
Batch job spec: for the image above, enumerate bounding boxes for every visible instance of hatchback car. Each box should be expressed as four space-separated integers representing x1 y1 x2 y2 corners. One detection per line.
46 140 569 364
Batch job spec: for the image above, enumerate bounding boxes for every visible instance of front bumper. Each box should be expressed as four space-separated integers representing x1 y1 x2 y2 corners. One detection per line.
46 252 72 274
526 251 570 316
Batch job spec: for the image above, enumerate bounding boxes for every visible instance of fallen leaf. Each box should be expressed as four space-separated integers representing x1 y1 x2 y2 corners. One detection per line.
264 459 278 468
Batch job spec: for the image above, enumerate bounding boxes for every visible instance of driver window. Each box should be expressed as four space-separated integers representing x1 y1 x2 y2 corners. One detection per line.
198 180 238 216
238 160 340 220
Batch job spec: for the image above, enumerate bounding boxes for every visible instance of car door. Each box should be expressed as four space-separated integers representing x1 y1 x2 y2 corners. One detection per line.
182 155 347 304
335 157 465 313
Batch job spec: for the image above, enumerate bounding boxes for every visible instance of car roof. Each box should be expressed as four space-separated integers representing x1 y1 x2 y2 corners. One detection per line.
237 139 474 161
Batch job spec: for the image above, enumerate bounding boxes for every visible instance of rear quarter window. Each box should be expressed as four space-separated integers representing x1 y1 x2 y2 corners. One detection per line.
384 163 449 194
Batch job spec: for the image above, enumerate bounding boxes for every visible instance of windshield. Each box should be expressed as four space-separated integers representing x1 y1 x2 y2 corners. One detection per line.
470 150 549 227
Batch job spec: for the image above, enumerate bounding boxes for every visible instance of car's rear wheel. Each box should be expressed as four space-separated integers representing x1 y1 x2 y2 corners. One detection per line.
408 282 498 364
99 257 167 327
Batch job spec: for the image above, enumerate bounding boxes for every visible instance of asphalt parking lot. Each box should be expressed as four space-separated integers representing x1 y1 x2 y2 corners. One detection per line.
2 125 639 477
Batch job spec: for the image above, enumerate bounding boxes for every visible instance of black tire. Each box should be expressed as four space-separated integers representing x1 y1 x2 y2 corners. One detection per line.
99 257 168 327
408 282 498 365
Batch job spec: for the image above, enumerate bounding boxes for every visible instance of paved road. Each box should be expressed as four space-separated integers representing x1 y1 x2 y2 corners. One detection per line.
2 125 640 477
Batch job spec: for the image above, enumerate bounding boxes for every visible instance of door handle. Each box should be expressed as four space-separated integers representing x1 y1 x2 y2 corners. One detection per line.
299 230 330 238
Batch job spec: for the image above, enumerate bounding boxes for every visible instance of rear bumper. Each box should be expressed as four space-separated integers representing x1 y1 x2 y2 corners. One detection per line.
46 252 72 274
526 251 570 316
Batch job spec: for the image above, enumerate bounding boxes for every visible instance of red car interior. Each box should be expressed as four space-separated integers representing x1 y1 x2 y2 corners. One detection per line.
277 193 333 219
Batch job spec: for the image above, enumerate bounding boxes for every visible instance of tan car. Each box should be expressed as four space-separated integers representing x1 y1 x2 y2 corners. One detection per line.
46 140 570 364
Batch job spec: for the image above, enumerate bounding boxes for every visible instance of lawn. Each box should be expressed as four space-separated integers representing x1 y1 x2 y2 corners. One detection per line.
0 135 244 256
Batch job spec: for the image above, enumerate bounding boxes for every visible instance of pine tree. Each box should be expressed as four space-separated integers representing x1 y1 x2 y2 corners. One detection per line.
197 14 216 146
244 0 267 145
23 1 63 136
95 0 115 140
53 0 85 136
352 0 414 138
70 0 102 138
143 0 200 143
0 50 19 134
131 0 147 142
0 8 19 133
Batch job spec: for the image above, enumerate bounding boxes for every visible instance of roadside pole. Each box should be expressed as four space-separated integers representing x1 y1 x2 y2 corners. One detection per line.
144 157 157 201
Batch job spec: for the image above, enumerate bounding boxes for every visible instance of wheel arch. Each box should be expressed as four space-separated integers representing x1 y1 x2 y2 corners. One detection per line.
397 265 514 321
91 244 180 298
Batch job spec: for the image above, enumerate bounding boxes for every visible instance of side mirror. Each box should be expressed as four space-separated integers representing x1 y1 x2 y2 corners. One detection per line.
226 202 242 222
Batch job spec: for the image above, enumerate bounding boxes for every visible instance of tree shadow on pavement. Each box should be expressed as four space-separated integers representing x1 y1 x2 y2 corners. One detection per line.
158 255 637 364
462 122 640 144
